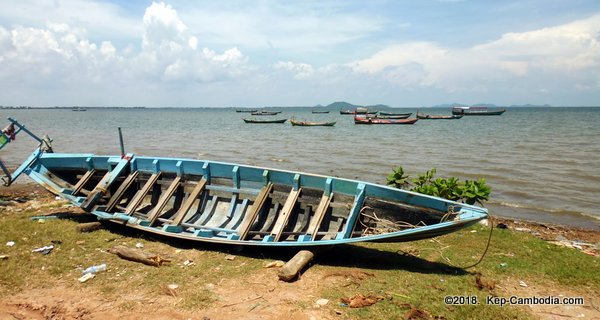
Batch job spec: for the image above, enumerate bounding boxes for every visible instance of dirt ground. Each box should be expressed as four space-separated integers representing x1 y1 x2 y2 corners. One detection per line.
1 183 599 320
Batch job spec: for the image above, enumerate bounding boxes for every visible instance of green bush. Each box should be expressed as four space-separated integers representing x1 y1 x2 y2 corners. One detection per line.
387 166 491 205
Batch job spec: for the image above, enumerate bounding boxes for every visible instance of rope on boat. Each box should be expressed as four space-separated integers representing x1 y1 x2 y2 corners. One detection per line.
359 206 426 235
358 204 493 269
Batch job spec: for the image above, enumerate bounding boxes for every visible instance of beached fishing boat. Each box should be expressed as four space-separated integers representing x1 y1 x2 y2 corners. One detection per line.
290 119 336 127
417 113 463 120
378 112 412 117
243 118 287 124
1 118 487 247
354 116 418 125
452 106 505 116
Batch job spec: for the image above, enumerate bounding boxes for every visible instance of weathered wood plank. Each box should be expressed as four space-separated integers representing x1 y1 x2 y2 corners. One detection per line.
306 192 333 240
170 178 207 226
106 171 139 212
271 188 302 242
238 183 273 240
71 169 96 195
147 176 182 225
124 172 161 215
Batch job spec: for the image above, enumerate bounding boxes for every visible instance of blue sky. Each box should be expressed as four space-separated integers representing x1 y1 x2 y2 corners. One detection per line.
0 0 599 107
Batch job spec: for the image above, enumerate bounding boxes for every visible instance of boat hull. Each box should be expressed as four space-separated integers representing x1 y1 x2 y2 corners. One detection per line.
20 152 488 247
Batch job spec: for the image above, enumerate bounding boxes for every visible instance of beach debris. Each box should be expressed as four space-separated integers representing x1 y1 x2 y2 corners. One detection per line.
315 298 329 307
514 227 531 232
479 219 489 227
161 283 179 297
496 223 508 229
499 262 508 267
340 294 384 308
278 250 315 282
78 273 95 283
519 280 528 287
82 263 107 275
135 242 144 248
401 304 435 320
32 245 54 255
0 255 8 260
475 272 496 291
183 260 195 266
224 254 236 261
76 221 103 233
108 245 171 267
6 241 15 247
264 260 285 268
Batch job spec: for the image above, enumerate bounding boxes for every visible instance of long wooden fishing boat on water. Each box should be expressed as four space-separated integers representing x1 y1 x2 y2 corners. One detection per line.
311 110 330 114
417 112 463 120
290 119 336 127
251 111 282 116
243 118 287 124
452 106 506 116
354 116 418 125
378 111 412 117
372 114 411 119
236 109 258 113
0 118 487 247
340 107 378 115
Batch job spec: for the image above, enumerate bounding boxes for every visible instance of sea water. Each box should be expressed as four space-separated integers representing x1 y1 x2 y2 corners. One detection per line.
1 107 599 230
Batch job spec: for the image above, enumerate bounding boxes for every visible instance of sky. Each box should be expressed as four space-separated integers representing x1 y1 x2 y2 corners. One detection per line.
0 0 599 107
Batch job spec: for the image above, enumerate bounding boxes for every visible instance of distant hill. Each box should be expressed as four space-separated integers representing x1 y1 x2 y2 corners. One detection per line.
319 101 390 110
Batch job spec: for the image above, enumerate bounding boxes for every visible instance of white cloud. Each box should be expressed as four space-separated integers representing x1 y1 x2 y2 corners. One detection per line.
348 14 600 93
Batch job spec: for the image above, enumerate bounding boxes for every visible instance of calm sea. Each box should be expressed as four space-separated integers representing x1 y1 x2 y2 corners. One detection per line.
1 107 599 230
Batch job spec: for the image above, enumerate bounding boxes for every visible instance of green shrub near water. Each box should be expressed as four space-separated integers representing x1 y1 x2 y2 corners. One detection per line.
386 166 491 205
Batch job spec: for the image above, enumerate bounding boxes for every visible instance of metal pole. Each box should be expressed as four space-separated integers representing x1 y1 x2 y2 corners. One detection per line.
118 127 125 157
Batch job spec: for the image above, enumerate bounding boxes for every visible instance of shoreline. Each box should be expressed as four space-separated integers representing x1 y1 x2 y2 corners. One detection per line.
2 183 598 250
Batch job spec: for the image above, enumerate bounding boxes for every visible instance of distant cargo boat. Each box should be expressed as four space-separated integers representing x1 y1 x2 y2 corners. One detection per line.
452 106 506 116
354 116 418 125
243 118 287 124
290 119 336 127
0 118 488 247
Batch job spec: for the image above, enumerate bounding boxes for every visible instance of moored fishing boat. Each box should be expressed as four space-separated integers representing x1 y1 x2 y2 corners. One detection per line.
452 106 506 116
379 112 412 117
1 118 487 247
417 112 463 120
372 114 411 119
354 116 418 125
311 110 330 114
251 111 281 116
236 109 258 113
290 119 336 127
243 118 287 124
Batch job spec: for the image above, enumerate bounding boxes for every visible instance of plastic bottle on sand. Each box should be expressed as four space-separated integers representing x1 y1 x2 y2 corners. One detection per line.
82 263 107 275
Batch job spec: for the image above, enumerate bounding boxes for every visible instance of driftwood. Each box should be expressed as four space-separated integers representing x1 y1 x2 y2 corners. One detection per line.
76 221 103 233
278 250 315 282
108 245 171 267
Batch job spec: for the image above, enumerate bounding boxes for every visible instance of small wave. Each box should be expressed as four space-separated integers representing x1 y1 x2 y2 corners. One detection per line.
489 200 600 221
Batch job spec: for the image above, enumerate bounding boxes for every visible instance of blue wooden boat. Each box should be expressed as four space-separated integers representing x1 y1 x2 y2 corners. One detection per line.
1 118 488 247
